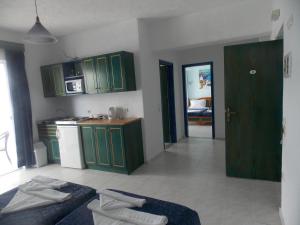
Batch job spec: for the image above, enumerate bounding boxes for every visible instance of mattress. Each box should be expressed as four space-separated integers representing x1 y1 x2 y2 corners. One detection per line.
188 108 212 117
56 189 201 225
0 182 96 225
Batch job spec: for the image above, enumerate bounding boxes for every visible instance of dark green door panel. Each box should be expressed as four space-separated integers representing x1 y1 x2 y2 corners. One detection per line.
95 56 111 93
109 127 126 168
225 40 283 181
49 138 60 161
52 64 65 96
95 127 111 166
81 126 97 165
82 58 98 94
160 65 172 144
110 54 124 91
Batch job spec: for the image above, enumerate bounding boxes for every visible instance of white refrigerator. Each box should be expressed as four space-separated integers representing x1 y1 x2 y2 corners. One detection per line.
56 125 85 169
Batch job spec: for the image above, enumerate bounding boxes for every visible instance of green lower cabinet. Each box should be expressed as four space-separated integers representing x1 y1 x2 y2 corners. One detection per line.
95 127 111 166
80 120 144 174
81 126 97 165
49 138 60 162
109 127 126 169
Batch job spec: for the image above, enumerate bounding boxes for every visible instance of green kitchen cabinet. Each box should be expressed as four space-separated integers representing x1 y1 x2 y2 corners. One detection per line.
80 119 144 174
41 64 65 97
82 58 98 94
94 126 111 166
81 126 97 165
38 124 60 163
95 55 111 93
109 52 136 92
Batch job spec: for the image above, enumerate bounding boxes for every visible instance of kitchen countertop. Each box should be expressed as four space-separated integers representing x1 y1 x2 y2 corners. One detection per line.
78 118 141 126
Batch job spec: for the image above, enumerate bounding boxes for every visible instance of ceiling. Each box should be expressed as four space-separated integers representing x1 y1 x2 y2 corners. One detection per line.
0 0 247 36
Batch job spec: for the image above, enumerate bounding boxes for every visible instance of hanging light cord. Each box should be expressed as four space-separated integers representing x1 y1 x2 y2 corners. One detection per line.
35 0 39 17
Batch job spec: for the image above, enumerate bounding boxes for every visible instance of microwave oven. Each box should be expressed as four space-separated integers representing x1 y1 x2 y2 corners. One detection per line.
65 78 85 95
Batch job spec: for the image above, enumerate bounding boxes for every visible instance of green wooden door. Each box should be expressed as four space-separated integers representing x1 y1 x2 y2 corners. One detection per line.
224 40 283 181
81 126 97 165
109 127 126 168
52 64 65 96
159 65 172 144
82 58 98 94
110 54 125 91
95 126 111 166
49 138 60 162
41 66 55 97
95 56 111 93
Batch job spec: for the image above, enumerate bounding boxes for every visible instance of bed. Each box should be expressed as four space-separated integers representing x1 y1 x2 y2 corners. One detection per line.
188 97 212 126
0 182 96 225
56 189 201 225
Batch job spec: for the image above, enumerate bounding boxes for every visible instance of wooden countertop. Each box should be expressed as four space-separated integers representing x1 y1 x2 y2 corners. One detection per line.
78 118 141 126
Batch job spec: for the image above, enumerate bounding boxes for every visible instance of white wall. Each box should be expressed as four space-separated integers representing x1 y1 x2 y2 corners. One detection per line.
271 1 300 225
147 0 273 51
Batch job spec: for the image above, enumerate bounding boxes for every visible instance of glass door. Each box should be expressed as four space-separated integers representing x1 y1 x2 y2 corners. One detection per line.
0 56 17 175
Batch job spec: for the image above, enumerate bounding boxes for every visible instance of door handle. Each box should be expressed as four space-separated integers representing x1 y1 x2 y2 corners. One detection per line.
226 107 237 123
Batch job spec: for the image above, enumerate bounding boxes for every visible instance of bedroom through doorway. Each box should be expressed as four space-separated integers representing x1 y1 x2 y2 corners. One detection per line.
182 62 215 139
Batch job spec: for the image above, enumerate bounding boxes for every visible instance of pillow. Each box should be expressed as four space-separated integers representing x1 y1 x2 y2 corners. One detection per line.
190 99 206 108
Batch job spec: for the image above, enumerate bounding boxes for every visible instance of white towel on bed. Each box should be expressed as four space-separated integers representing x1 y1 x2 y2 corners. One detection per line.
32 176 68 189
88 200 168 225
98 190 146 210
1 179 71 214
1 190 55 214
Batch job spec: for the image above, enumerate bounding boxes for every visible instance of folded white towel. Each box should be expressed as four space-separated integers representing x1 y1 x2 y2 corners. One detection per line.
100 195 136 210
1 190 55 214
32 176 68 189
19 181 71 202
88 200 168 225
98 190 146 208
92 213 133 225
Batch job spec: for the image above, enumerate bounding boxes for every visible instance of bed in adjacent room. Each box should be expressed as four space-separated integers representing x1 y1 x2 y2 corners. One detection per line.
188 97 212 126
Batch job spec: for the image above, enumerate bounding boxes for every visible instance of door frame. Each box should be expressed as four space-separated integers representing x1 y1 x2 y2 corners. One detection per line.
159 60 177 143
182 62 216 139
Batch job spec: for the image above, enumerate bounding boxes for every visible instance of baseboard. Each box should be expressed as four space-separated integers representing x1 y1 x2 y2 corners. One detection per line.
279 207 285 225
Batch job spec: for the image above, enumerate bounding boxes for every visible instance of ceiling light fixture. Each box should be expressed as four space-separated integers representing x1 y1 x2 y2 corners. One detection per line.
24 0 57 44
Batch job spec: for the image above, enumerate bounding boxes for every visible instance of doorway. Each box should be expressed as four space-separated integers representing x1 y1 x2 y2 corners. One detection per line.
182 62 215 139
0 56 17 176
159 60 177 148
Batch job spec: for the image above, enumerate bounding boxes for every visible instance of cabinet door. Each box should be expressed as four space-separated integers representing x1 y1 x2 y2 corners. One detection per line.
110 54 125 91
82 59 98 94
49 138 60 162
94 126 111 166
81 126 97 165
95 56 111 93
52 64 66 96
41 66 55 97
109 127 126 168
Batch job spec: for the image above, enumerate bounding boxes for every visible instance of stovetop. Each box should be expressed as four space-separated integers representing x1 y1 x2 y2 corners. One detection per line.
55 116 89 125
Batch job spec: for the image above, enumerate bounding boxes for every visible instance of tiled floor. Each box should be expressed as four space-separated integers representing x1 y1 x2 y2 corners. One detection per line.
0 138 281 225
189 125 212 138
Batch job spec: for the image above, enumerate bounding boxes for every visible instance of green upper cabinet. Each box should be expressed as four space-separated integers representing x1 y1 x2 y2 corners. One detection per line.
95 56 111 93
109 52 136 92
94 126 111 166
40 64 65 97
41 51 136 97
81 126 97 165
82 58 98 94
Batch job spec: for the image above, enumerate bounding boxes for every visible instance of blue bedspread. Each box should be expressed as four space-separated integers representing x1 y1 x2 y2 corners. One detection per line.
0 182 96 225
188 108 212 117
56 189 201 225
